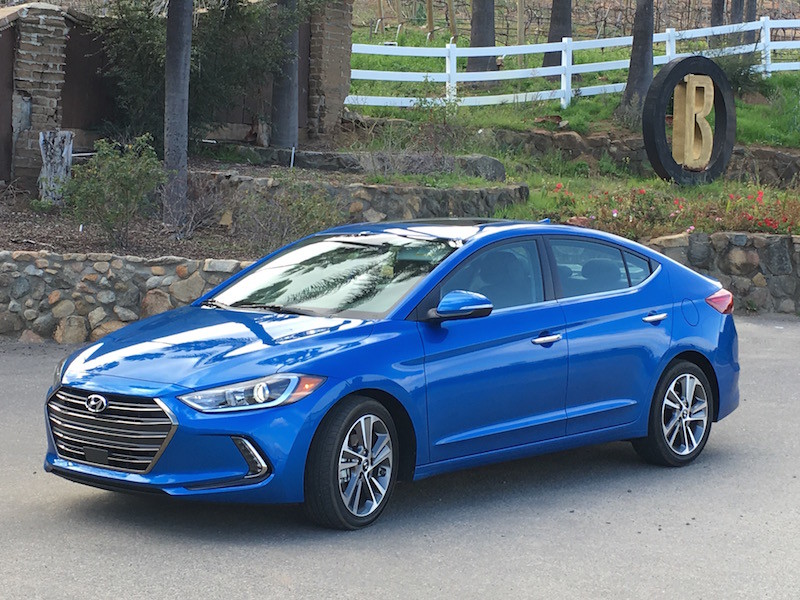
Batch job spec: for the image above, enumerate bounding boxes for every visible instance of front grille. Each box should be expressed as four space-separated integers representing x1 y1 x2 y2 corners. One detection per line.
47 387 176 474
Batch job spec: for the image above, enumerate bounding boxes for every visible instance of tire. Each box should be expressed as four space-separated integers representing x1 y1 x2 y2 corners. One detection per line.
632 361 715 467
304 396 398 529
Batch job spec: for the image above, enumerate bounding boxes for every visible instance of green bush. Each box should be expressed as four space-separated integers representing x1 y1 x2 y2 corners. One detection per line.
67 135 165 248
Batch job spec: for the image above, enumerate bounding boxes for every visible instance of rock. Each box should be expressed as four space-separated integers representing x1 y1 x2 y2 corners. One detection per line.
90 320 126 341
348 201 364 215
744 287 771 311
23 309 38 321
0 313 23 334
8 299 21 313
113 306 138 322
19 330 44 344
751 272 767 287
203 259 240 273
720 247 759 276
10 277 30 299
768 275 796 298
88 307 107 329
141 289 173 317
51 300 76 319
146 276 164 289
762 239 793 275
87 253 112 262
97 290 116 304
23 264 44 277
553 131 588 158
457 155 506 182
566 216 592 228
93 261 110 273
151 266 166 276
710 232 729 252
363 208 386 223
116 286 140 308
169 272 206 304
730 276 752 295
32 313 57 338
650 232 689 248
688 233 712 268
54 316 88 344
777 299 796 314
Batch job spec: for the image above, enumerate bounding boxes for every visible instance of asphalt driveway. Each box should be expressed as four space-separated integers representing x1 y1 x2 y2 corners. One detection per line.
1 315 798 599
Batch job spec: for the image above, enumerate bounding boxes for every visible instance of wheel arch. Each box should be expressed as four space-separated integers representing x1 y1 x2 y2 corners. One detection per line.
666 351 720 421
309 388 418 482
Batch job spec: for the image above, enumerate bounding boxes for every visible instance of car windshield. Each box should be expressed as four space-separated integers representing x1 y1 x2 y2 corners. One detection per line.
212 232 459 318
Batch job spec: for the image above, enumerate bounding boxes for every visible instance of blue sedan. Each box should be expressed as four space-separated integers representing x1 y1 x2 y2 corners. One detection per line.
44 219 739 529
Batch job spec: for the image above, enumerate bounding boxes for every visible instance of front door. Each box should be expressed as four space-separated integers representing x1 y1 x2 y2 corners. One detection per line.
418 238 568 462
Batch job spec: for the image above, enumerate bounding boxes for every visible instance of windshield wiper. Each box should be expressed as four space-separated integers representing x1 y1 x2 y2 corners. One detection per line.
200 299 230 309
229 302 316 316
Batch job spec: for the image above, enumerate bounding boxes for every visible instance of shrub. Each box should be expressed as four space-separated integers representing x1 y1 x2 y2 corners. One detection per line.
232 180 343 254
66 135 165 248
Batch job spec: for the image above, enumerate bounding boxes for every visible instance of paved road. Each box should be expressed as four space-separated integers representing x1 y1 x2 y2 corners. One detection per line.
1 315 798 599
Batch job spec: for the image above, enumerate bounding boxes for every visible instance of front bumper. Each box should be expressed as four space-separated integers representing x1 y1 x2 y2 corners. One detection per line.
43 377 332 504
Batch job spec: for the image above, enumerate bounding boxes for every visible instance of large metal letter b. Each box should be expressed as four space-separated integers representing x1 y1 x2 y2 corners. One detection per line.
672 75 714 171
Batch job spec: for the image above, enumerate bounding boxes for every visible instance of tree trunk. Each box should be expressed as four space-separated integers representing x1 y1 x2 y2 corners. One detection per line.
616 0 652 127
542 0 571 68
711 0 725 26
271 0 299 149
729 0 743 23
743 0 757 43
467 0 497 72
163 0 192 234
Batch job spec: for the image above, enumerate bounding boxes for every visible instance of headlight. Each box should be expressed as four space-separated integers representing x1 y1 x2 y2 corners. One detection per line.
53 356 68 389
177 374 325 413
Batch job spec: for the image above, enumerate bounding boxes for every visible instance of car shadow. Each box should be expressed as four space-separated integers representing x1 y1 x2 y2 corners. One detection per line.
60 441 724 541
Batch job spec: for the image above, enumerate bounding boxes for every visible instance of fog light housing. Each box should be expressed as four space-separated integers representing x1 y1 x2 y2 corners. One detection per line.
232 436 270 480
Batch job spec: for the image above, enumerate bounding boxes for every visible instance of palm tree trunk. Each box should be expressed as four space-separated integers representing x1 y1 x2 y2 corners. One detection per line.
164 0 192 234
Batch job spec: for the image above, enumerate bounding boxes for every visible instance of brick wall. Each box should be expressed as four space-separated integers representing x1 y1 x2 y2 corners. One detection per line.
307 0 353 137
11 4 68 190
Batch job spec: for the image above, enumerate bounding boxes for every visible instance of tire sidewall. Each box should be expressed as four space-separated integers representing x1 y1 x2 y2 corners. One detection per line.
311 397 399 529
649 361 715 466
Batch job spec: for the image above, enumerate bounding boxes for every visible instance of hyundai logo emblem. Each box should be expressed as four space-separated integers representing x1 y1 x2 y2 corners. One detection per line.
85 394 108 413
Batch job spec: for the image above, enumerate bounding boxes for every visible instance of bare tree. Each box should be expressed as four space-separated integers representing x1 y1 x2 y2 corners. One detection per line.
542 0 571 67
163 0 192 235
743 0 757 42
467 0 498 72
711 0 725 26
615 0 652 127
730 0 743 23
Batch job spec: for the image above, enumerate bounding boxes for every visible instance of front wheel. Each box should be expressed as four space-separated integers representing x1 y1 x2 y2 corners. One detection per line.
632 361 714 467
304 397 398 529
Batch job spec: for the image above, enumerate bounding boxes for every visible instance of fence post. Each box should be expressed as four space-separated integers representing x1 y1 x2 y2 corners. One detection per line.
760 16 772 75
665 28 676 62
445 42 458 103
561 37 572 109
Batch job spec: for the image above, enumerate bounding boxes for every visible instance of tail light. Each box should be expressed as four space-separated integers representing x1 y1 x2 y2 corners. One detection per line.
706 288 734 314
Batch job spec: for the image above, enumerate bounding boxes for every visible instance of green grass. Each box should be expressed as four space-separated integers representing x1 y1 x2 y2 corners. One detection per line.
350 26 800 150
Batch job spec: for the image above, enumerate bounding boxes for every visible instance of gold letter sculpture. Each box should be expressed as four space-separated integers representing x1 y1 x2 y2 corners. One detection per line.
672 74 714 170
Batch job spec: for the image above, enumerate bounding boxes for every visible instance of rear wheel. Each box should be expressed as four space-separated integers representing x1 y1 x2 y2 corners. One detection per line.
304 396 398 529
632 361 714 467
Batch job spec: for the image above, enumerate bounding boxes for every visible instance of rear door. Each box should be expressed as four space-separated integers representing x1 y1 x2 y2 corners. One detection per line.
418 238 568 462
546 236 673 435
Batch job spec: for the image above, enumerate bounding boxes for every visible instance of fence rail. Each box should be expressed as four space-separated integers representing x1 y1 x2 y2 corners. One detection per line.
345 17 800 109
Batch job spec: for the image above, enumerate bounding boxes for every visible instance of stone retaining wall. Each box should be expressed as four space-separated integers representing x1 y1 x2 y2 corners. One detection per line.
0 250 252 343
0 231 797 343
649 231 800 313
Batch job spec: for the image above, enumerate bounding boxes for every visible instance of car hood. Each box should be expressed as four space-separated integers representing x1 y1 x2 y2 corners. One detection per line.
61 306 373 391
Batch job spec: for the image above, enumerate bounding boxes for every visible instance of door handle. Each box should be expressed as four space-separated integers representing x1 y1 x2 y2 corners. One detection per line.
532 333 562 345
642 312 668 324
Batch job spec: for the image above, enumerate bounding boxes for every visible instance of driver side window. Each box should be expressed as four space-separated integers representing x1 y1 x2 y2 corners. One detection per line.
441 240 544 310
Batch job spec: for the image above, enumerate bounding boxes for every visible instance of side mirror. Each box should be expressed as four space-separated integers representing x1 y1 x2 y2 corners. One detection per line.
426 290 493 323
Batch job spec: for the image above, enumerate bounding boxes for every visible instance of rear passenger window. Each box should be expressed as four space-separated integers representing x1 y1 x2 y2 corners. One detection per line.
550 239 628 298
624 252 651 286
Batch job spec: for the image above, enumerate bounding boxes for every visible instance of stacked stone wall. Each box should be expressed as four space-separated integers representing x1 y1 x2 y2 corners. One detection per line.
0 231 797 344
649 232 800 314
0 251 253 343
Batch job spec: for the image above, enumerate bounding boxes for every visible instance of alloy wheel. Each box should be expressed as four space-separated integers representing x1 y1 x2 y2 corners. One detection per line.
661 373 709 456
337 414 393 517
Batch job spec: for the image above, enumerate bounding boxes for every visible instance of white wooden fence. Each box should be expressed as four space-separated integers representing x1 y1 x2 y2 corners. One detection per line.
345 17 800 109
